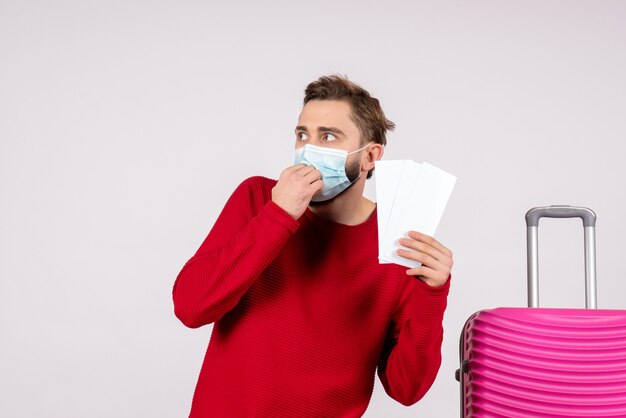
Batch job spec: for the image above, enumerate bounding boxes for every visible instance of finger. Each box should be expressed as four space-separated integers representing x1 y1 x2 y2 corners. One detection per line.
287 164 316 183
407 231 453 257
302 167 322 183
405 265 444 281
405 264 432 276
398 238 451 266
396 248 445 271
307 179 324 194
286 163 309 173
293 163 315 174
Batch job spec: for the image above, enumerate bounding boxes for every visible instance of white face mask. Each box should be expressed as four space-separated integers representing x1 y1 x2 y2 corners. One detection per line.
294 143 369 202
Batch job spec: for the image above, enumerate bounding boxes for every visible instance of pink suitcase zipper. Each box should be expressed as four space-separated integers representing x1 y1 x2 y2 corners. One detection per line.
457 206 626 417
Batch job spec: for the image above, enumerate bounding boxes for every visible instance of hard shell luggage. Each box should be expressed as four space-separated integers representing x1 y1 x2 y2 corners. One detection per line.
456 206 626 417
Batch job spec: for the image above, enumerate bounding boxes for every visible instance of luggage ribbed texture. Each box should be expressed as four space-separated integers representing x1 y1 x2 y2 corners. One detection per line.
463 307 626 417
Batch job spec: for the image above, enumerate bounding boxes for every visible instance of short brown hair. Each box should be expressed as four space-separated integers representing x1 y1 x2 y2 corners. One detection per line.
304 75 395 178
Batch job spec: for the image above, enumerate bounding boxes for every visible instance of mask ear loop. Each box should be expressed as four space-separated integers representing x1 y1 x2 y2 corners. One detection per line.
347 142 373 156
346 142 374 184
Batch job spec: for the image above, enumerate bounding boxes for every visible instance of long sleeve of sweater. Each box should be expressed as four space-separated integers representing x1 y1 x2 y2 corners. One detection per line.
175 176 451 416
377 276 450 406
172 177 300 328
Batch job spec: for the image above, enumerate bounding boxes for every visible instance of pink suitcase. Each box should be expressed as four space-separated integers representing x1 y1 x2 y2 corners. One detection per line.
457 206 626 417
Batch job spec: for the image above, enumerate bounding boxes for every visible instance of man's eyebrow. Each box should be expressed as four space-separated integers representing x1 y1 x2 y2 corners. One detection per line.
294 126 345 136
318 126 345 136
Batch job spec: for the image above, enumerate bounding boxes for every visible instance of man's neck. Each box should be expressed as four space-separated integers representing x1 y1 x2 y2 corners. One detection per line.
307 178 376 225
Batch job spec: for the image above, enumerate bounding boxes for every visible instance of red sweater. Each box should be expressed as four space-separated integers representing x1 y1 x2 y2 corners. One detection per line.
173 177 450 417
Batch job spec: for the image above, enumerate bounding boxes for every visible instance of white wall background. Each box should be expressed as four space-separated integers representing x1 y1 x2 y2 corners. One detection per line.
2 1 625 416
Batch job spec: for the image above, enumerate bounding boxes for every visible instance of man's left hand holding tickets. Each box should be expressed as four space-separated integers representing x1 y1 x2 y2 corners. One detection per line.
396 230 453 287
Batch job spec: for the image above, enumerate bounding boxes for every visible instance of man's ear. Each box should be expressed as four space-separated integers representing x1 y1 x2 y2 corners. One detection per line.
362 143 384 172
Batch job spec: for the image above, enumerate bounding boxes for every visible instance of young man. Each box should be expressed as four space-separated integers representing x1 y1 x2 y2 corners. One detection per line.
173 75 452 417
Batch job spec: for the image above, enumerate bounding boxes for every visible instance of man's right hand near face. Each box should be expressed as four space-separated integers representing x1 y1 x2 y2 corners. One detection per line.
271 164 323 220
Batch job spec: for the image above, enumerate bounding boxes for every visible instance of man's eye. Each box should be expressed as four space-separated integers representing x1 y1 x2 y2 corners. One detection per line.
323 133 337 142
297 132 308 141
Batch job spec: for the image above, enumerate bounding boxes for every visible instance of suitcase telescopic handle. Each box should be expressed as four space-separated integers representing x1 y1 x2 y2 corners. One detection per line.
525 206 597 309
